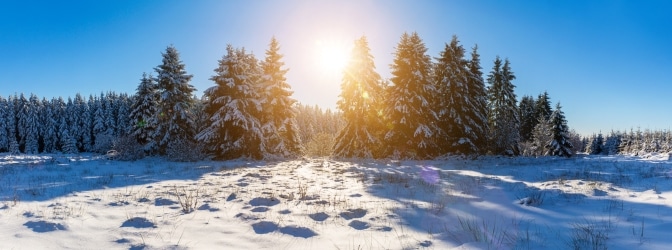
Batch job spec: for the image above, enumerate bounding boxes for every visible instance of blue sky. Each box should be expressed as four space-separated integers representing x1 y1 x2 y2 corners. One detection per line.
1 0 670 136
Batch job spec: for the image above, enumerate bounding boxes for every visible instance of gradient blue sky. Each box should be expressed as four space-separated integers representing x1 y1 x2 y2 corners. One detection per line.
2 0 670 136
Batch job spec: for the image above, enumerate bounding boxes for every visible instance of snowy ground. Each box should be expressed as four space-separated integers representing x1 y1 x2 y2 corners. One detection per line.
1 153 672 249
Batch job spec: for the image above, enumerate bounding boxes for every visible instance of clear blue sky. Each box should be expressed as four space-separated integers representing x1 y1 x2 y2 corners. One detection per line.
2 0 671 136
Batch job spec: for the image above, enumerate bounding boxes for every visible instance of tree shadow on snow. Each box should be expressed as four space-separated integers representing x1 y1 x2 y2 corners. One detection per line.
0 154 267 202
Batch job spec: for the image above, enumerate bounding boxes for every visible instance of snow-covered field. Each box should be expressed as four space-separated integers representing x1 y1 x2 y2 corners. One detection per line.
1 153 672 249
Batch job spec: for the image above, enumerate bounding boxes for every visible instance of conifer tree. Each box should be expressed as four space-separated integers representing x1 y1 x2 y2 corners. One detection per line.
384 32 440 159
197 45 264 159
519 95 537 142
333 36 386 158
7 95 19 154
259 37 302 158
534 91 552 121
73 93 91 152
465 45 490 153
152 45 196 154
129 73 158 148
545 103 572 157
433 36 488 154
18 94 41 154
0 96 8 152
487 57 520 155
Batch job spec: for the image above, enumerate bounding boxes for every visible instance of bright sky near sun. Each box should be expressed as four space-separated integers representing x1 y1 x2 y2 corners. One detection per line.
1 0 671 136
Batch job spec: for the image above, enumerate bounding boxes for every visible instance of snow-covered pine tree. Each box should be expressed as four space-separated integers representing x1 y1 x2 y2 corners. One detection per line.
7 95 20 154
197 45 264 159
91 93 111 153
333 36 386 159
259 37 302 158
52 97 69 153
384 32 440 159
519 95 537 142
115 93 131 136
530 117 551 156
487 57 520 155
73 93 91 152
433 36 487 155
465 44 490 154
0 96 8 152
534 92 552 121
18 94 41 154
544 103 572 157
129 73 159 148
152 45 197 154
587 132 604 155
603 131 622 155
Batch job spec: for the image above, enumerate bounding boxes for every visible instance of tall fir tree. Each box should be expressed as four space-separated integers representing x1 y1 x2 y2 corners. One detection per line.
73 93 91 152
0 96 8 152
197 45 264 159
534 91 553 121
259 37 302 158
519 95 537 142
545 103 573 157
152 45 196 154
384 32 440 159
487 57 520 155
433 36 488 154
18 94 41 154
129 73 158 148
465 44 490 154
333 36 386 158
7 95 19 154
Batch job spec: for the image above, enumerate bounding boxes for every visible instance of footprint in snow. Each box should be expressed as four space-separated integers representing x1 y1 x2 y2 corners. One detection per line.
120 217 156 229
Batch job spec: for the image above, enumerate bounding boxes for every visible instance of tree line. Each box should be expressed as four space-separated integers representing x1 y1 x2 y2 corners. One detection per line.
1 32 582 160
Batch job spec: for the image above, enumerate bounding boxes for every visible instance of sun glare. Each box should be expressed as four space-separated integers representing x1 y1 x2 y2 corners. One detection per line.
315 39 350 76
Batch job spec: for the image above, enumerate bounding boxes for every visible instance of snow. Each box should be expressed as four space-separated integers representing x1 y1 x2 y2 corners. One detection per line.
2 153 672 249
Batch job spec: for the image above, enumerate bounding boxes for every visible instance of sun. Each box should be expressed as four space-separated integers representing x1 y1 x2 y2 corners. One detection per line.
314 39 350 76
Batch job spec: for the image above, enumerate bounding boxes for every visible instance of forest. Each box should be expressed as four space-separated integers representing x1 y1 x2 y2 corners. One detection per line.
0 33 668 160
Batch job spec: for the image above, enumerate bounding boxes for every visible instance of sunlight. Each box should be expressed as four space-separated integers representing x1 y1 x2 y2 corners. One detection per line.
314 38 350 76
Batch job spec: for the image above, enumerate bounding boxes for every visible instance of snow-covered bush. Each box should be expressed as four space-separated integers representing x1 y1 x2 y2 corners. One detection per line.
112 135 145 161
166 139 204 162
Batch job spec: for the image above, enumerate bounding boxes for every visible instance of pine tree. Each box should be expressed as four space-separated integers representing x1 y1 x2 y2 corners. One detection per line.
530 117 552 156
129 73 158 148
18 94 41 154
7 95 19 154
0 96 8 152
197 45 264 159
384 32 440 159
534 91 552 121
587 133 604 155
487 57 520 155
333 36 386 158
259 37 302 158
519 95 537 142
465 44 490 154
73 93 91 152
152 45 197 154
545 103 572 157
433 36 488 154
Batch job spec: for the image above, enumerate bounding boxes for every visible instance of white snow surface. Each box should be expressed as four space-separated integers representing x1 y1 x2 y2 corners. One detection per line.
2 153 672 249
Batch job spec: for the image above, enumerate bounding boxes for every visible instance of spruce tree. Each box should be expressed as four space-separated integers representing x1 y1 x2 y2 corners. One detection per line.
0 96 8 152
259 37 302 158
7 95 19 154
487 57 520 155
545 103 572 157
384 32 440 159
433 36 488 154
197 45 264 159
465 44 490 154
18 94 41 154
152 45 196 154
129 73 158 148
73 93 91 152
519 95 537 142
333 36 386 158
534 91 552 121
